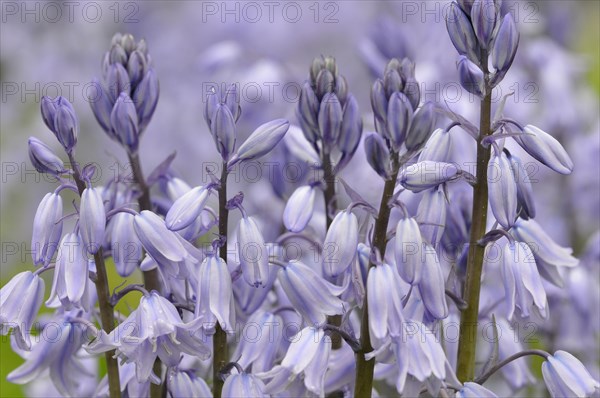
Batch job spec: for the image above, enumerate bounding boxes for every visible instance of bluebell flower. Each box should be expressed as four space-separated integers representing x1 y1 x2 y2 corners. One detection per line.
95 362 150 398
419 128 454 163
323 210 359 279
515 125 574 175
418 244 449 320
487 151 518 229
507 153 536 219
132 68 159 132
400 161 460 193
233 311 282 373
278 261 346 326
167 368 211 398
297 82 320 144
386 92 413 150
283 185 316 232
110 92 139 154
318 92 343 150
41 96 78 153
195 254 235 333
87 291 211 383
237 215 269 287
28 137 64 175
364 132 391 179
337 94 363 171
31 192 63 266
229 119 290 165
446 2 480 64
458 56 485 97
405 101 436 152
165 185 211 231
395 217 424 285
542 350 599 398
46 233 91 311
79 187 106 254
492 13 519 80
109 212 142 277
223 372 268 397
500 241 548 320
456 382 499 397
417 186 448 248
470 0 499 49
0 271 45 350
367 262 405 346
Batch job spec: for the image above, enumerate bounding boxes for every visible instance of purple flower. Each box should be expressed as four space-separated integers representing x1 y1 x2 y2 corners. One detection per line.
417 186 447 248
470 0 499 49
31 192 63 266
195 254 235 332
297 82 320 144
210 103 237 162
456 382 498 397
79 187 106 254
395 217 424 284
28 137 64 175
418 244 449 320
507 153 536 219
223 372 268 397
515 125 574 175
492 13 519 79
364 132 391 179
400 161 460 193
405 101 436 152
337 94 363 170
283 185 316 232
419 128 454 163
109 212 142 277
386 92 413 150
87 292 211 382
132 69 159 132
110 92 139 154
446 2 480 63
367 263 405 346
46 233 92 311
542 350 599 398
278 261 346 326
167 368 211 398
165 185 211 231
458 56 485 97
233 311 282 373
229 119 290 166
96 362 150 398
500 241 547 320
323 210 359 279
237 215 269 287
0 271 45 350
134 210 188 269
487 151 518 229
318 92 343 149
41 96 78 153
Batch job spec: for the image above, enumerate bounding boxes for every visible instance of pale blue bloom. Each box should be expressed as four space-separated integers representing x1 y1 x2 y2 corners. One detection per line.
79 187 106 254
488 151 518 229
456 382 498 397
195 254 235 333
542 350 600 398
283 185 316 232
223 372 268 397
31 192 63 266
323 210 359 279
237 215 269 287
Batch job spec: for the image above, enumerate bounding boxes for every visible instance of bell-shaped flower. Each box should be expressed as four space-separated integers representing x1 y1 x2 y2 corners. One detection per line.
165 185 211 231
233 255 279 316
87 291 211 382
278 261 346 326
492 13 519 77
395 217 423 284
417 186 447 248
167 368 211 398
541 350 599 398
96 362 150 398
31 192 63 266
233 311 282 373
132 68 159 132
210 103 237 161
229 119 290 165
501 241 548 320
8 315 91 397
223 372 268 397
0 271 45 350
418 245 449 320
110 212 142 277
323 210 359 279
260 327 331 397
400 161 460 193
46 233 91 311
511 218 578 286
419 128 453 163
28 137 64 175
195 254 235 333
283 185 316 232
487 151 517 229
446 2 480 64
111 92 140 154
458 56 485 97
318 92 343 149
237 215 269 287
456 382 499 397
405 101 436 152
470 0 499 49
364 132 391 179
515 125 573 175
79 187 106 254
507 153 536 219
386 92 413 150
367 263 405 347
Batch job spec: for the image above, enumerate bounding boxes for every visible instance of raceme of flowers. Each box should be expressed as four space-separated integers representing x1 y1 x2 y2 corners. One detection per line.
2 2 599 397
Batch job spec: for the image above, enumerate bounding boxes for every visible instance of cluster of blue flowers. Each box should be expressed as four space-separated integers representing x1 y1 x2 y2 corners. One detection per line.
2 1 599 397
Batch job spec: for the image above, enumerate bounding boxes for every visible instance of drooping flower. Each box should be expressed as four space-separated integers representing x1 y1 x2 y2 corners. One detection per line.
165 185 211 231
233 311 282 373
109 212 142 277
283 185 316 232
367 262 405 346
0 271 45 350
79 187 106 254
195 254 235 333
28 137 65 175
41 96 78 153
515 125 574 175
322 210 359 279
223 371 268 397
167 368 211 398
456 382 499 397
487 150 518 229
31 192 63 266
237 215 269 287
394 217 423 284
541 350 599 398
418 244 449 320
399 161 460 193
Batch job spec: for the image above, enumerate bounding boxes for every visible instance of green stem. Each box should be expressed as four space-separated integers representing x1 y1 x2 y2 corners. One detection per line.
456 51 492 382
68 154 121 398
127 153 163 397
213 163 230 398
474 349 549 385
354 155 401 398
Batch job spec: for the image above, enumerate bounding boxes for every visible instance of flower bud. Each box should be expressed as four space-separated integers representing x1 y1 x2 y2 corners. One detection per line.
492 13 519 78
386 92 413 150
28 137 64 175
237 216 269 288
457 382 499 398
110 92 139 154
515 125 573 175
165 185 210 231
110 212 142 277
383 69 404 98
487 151 518 228
88 79 113 133
210 103 237 161
458 56 485 97
315 69 335 100
31 193 63 266
52 97 78 152
394 217 423 284
364 132 391 179
134 210 187 265
223 83 241 122
323 210 359 279
222 373 267 397
400 161 459 193
127 50 147 89
106 63 131 103
337 94 363 170
417 186 447 248
471 0 499 49
203 87 219 127
370 79 388 127
231 119 290 165
405 101 436 152
297 82 320 144
132 68 159 132
318 93 343 149
418 245 448 319
418 128 453 162
283 185 316 232
80 187 106 254
446 2 480 63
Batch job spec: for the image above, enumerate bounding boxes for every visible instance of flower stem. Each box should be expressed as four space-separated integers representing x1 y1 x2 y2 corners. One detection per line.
354 155 401 398
68 154 121 398
127 153 164 396
474 349 549 385
213 162 230 398
456 51 492 382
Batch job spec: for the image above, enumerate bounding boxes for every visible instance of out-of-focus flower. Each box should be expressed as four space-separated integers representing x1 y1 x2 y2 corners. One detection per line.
223 371 268 397
283 185 316 232
542 350 599 398
456 382 498 397
28 137 64 175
